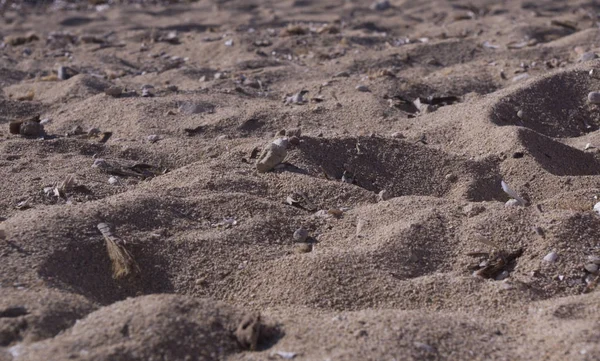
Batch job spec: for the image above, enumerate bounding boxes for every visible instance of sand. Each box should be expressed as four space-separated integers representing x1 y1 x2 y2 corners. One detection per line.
2 0 600 360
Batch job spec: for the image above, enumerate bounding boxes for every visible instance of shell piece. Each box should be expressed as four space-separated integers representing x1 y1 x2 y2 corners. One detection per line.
501 180 526 206
256 139 288 173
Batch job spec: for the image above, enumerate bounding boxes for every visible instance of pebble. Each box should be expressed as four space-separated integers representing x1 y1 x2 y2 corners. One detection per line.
588 91 600 104
587 255 600 265
105 86 123 97
293 228 309 242
370 0 391 11
578 52 598 62
355 85 370 92
378 189 391 202
147 135 160 143
333 71 350 78
584 263 599 274
295 243 312 254
517 109 524 119
224 39 234 47
19 121 44 137
256 138 288 173
543 251 558 263
108 176 119 185
495 270 510 281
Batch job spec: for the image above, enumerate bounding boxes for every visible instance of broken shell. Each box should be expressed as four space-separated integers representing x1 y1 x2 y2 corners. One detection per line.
19 121 44 137
543 251 558 263
105 86 123 97
505 199 521 207
256 139 288 173
293 228 309 242
584 263 599 274
593 202 600 215
588 91 600 104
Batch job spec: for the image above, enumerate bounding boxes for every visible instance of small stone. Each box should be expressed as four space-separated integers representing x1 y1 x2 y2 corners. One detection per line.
256 138 288 173
584 263 599 274
588 91 600 104
587 255 600 265
224 39 234 47
293 228 309 242
378 190 391 202
87 128 101 137
294 243 312 254
286 128 302 137
495 270 510 281
585 143 593 150
370 0 391 11
355 85 370 92
105 86 123 97
108 176 119 185
463 204 485 217
445 173 457 182
333 71 350 78
285 90 308 105
543 251 558 263
578 52 598 62
391 132 405 139
147 135 160 143
517 110 524 119
19 121 44 137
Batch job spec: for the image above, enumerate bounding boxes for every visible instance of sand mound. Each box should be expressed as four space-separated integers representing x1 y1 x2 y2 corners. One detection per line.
4 1 600 360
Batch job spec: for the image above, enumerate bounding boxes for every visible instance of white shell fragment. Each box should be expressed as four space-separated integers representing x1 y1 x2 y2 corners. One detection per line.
274 351 297 359
256 138 288 173
501 180 526 206
594 202 600 215
543 251 558 263
108 176 119 185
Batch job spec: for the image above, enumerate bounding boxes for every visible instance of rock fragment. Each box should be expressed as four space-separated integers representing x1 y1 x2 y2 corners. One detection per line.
370 0 391 11
588 91 600 104
293 228 309 242
355 85 370 92
543 251 558 263
578 52 598 62
256 138 288 173
105 86 123 97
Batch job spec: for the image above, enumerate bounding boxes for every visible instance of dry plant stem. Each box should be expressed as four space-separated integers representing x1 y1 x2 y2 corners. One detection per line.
97 222 140 279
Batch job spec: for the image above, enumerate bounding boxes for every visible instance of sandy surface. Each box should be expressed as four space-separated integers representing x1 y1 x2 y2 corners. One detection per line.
2 0 600 360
